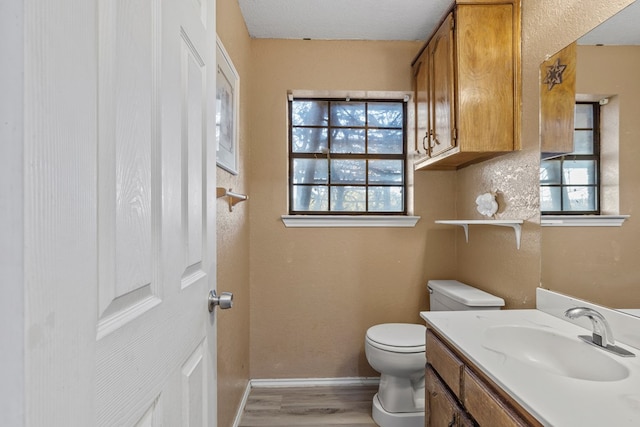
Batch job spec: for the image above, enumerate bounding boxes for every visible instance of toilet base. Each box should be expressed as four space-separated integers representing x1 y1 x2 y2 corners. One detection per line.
372 394 424 427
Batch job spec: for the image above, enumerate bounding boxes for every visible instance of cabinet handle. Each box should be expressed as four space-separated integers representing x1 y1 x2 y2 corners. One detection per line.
422 133 429 151
448 413 457 427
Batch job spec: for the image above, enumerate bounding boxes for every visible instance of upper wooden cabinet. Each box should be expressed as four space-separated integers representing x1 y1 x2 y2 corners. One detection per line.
540 42 577 156
412 0 521 170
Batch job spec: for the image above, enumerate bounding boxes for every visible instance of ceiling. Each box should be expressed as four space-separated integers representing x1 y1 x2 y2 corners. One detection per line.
237 0 452 41
578 1 640 45
238 0 640 43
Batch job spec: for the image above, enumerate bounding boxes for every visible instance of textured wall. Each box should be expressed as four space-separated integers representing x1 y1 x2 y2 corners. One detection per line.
216 0 252 425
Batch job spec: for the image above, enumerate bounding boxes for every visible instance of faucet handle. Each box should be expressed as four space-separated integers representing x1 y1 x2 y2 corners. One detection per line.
591 332 604 347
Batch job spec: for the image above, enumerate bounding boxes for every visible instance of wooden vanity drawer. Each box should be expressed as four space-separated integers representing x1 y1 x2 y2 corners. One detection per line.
426 365 475 427
463 367 529 427
426 329 463 397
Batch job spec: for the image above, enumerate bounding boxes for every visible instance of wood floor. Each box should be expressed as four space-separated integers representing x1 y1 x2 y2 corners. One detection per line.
237 385 380 426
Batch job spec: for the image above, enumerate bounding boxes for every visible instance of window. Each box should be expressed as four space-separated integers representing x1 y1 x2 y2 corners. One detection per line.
540 102 600 214
289 98 406 215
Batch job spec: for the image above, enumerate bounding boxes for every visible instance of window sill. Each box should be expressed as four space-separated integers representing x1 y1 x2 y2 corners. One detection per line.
541 215 630 227
281 215 421 228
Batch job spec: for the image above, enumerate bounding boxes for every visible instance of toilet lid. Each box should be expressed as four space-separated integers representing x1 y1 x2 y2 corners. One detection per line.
366 323 425 351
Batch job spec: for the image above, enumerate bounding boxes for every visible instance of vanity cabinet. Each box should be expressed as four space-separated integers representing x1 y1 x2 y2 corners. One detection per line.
412 0 521 170
426 328 541 427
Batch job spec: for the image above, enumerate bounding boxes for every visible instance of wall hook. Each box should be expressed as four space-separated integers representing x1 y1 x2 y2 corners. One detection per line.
216 187 248 212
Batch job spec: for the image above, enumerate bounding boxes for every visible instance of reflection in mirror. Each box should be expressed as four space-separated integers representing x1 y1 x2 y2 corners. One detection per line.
540 1 640 312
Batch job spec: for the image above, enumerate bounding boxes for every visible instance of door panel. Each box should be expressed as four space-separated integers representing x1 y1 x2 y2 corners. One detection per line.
430 13 456 157
22 0 217 423
181 30 206 286
97 0 160 336
414 50 429 157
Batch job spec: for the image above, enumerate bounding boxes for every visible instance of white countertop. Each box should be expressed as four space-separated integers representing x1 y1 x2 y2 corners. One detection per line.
420 309 640 427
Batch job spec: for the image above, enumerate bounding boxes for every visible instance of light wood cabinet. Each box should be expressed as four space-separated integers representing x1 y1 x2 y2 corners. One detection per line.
540 42 577 156
413 48 429 159
425 328 542 427
412 0 521 170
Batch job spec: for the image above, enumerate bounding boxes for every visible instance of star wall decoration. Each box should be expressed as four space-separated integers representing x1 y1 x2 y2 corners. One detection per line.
543 59 567 91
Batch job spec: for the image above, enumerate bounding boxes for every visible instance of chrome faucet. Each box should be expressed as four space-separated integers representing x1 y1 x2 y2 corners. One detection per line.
564 307 635 357
565 307 615 347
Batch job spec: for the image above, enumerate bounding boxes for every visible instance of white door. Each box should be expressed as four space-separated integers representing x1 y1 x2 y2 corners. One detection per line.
8 0 218 424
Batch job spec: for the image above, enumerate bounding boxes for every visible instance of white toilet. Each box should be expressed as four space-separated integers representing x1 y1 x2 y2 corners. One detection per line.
365 280 505 427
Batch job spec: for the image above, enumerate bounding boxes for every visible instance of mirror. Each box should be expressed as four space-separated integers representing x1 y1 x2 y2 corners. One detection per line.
540 1 640 312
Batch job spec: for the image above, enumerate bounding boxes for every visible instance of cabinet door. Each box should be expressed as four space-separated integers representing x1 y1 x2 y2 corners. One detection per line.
540 42 577 155
414 49 430 158
429 12 456 158
463 367 530 427
426 366 474 427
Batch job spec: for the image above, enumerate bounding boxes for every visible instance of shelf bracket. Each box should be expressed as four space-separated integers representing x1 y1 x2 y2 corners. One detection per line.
435 220 523 250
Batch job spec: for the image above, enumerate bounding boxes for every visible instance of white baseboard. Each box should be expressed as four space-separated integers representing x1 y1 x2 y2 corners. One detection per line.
231 381 252 427
250 376 380 388
231 376 380 426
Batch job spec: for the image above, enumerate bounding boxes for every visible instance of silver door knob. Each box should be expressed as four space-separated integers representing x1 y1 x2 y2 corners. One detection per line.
208 290 233 312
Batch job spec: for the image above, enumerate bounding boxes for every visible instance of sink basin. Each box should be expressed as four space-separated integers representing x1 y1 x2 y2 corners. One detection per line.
482 325 630 381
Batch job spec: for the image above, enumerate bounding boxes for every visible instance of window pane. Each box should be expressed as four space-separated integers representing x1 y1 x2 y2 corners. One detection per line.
292 128 328 153
368 129 403 154
292 101 328 126
368 102 403 127
331 129 365 153
368 187 404 212
563 186 597 211
563 160 596 185
289 99 406 214
540 160 561 185
331 186 366 211
369 160 403 184
540 186 561 212
292 159 328 184
538 102 600 215
574 104 593 128
572 130 594 154
331 159 366 184
330 102 365 126
292 185 328 211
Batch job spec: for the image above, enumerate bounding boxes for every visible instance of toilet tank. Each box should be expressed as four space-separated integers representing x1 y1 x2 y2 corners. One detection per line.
428 280 505 311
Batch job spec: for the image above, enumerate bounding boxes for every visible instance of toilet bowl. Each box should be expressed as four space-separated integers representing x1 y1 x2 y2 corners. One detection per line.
365 323 426 427
365 280 505 427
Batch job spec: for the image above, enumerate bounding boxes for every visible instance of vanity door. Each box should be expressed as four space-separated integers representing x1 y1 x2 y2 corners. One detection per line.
426 366 474 427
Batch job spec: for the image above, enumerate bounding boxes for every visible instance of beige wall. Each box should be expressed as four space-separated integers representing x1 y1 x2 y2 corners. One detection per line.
216 0 251 425
214 0 636 421
542 45 640 308
247 39 459 379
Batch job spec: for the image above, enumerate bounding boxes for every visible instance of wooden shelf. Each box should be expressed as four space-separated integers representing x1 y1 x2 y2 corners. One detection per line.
435 220 524 249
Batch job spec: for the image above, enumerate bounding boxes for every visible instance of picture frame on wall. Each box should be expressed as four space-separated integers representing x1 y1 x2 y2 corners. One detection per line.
216 36 239 175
